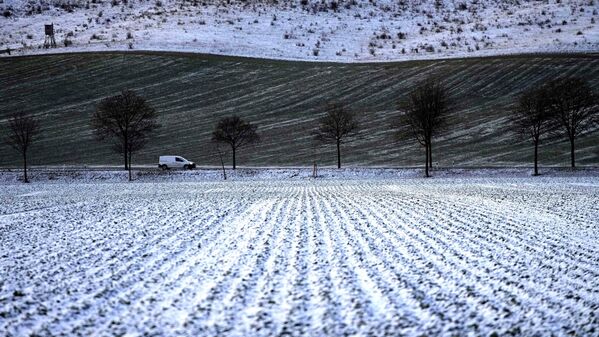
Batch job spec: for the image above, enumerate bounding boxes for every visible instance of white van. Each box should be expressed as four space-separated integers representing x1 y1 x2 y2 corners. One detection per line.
158 156 196 170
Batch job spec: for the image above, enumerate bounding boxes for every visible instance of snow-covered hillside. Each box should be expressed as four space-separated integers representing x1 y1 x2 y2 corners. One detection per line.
1 0 598 61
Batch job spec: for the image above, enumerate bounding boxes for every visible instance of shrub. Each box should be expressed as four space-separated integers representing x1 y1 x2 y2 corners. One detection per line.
377 32 390 39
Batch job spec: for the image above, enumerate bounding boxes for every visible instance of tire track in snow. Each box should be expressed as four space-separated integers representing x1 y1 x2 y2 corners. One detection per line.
416 189 599 277
315 188 399 335
182 198 278 335
358 193 548 333
306 185 360 336
228 192 303 336
197 195 290 336
38 198 241 335
368 192 596 333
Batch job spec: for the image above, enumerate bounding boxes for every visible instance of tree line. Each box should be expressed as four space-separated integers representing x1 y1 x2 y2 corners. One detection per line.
3 77 599 182
511 78 598 175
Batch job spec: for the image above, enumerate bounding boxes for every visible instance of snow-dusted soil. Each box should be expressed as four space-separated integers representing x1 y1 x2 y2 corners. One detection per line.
1 167 599 183
1 174 598 336
1 0 598 61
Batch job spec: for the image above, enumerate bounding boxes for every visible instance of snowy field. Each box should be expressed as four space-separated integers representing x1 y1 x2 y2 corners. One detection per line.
1 0 598 61
1 172 598 336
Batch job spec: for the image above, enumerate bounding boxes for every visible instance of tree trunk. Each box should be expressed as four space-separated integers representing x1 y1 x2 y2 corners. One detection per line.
428 142 433 170
217 146 227 180
336 140 341 169
232 146 236 170
221 156 227 180
424 142 430 178
570 137 576 169
123 146 128 170
23 151 28 183
128 151 132 181
533 139 539 176
123 134 129 170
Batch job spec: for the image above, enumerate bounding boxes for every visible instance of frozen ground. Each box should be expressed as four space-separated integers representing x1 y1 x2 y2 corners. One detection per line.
1 172 598 336
1 0 598 61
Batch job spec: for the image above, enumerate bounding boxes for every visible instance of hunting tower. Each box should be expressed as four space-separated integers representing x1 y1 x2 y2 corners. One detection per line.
44 23 57 48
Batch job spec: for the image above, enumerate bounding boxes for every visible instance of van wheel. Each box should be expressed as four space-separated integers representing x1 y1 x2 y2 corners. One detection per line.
160 164 168 170
183 164 190 170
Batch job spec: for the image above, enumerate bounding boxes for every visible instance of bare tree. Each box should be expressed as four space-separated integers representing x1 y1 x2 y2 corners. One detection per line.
4 112 41 183
510 86 552 176
91 90 160 181
313 103 359 169
397 79 451 177
546 78 598 168
211 116 260 170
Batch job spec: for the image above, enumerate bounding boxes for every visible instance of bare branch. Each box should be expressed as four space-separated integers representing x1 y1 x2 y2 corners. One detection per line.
545 77 598 168
4 111 41 182
91 90 160 172
394 78 451 177
313 102 359 168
